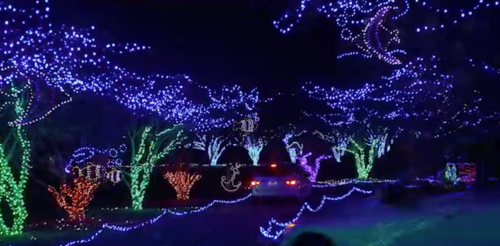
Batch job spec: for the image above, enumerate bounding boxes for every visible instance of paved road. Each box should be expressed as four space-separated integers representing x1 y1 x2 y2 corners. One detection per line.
63 186 497 246
280 189 500 246
79 201 302 246
73 186 364 246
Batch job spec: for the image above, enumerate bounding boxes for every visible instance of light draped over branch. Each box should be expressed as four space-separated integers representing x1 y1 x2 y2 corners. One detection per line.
366 127 401 159
128 124 186 209
193 134 229 166
297 153 332 182
235 135 266 166
316 127 401 179
314 130 350 162
281 125 307 164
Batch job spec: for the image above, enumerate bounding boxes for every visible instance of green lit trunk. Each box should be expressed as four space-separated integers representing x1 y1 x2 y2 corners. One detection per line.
0 125 31 236
348 139 377 180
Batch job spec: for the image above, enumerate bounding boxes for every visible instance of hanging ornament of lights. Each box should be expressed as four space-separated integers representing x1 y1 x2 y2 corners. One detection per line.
72 162 107 182
233 112 259 133
105 168 123 184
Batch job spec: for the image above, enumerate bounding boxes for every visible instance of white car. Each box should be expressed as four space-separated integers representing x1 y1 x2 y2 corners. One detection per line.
250 163 311 198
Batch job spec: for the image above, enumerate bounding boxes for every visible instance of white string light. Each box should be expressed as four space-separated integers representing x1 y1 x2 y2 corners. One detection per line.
220 163 243 192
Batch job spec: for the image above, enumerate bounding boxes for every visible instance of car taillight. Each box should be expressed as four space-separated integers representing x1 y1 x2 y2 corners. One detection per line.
250 181 261 186
286 180 297 185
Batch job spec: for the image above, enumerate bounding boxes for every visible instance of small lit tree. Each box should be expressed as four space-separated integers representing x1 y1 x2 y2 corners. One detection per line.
314 131 350 163
235 135 266 166
128 123 185 209
316 127 399 179
47 177 100 221
164 166 201 200
193 134 229 166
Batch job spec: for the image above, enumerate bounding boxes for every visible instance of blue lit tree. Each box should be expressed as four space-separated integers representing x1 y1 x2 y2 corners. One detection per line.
235 134 267 166
0 0 262 133
193 134 230 166
274 0 497 180
304 55 491 178
313 131 350 163
304 55 464 178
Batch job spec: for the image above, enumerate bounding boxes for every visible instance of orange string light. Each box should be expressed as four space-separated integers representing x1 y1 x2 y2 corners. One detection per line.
48 177 100 221
164 170 201 200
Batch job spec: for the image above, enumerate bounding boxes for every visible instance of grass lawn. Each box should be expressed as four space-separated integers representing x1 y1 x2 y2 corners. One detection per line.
0 207 191 246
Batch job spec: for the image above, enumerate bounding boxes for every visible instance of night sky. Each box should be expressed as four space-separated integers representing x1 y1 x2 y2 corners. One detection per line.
48 0 500 93
44 0 500 121
49 0 382 94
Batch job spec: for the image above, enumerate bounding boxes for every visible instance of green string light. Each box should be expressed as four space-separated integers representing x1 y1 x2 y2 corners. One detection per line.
318 127 399 180
444 163 459 187
344 138 376 179
129 125 185 210
0 83 32 236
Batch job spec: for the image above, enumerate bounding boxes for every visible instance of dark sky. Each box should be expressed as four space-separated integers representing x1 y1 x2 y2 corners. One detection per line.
47 0 500 97
49 0 355 95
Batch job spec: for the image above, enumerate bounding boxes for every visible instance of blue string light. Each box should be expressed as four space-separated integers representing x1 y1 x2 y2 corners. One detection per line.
236 135 266 166
273 0 500 64
64 144 128 173
414 0 500 33
466 58 500 75
193 134 230 166
312 178 399 188
58 193 252 246
259 187 372 240
274 0 500 34
0 0 268 132
302 56 495 138
272 0 408 63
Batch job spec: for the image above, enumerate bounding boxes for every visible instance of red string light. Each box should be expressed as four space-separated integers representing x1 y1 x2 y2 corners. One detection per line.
48 177 100 221
164 170 201 200
457 163 476 185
